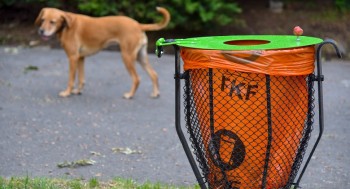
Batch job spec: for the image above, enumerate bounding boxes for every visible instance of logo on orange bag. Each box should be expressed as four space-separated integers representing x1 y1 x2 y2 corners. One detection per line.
209 129 246 171
221 74 258 100
208 129 245 189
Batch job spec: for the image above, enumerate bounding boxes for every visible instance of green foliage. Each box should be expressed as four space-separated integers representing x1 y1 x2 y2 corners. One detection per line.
335 0 350 12
0 176 200 189
88 178 99 188
0 0 15 6
0 0 241 31
77 0 117 17
103 0 243 31
69 179 83 189
182 0 241 28
0 0 62 7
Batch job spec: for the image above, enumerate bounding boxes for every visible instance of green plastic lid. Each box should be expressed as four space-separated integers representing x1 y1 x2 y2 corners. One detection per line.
156 35 323 51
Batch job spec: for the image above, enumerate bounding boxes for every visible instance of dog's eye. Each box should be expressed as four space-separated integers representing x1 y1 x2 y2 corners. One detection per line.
50 21 56 25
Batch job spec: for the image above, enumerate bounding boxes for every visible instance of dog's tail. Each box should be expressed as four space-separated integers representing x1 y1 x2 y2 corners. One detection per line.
140 7 170 31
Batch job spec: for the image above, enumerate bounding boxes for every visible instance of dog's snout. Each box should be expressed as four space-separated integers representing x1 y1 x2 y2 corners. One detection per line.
38 28 44 35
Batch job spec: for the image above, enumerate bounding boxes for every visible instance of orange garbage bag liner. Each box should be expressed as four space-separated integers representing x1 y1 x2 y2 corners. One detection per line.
180 46 315 188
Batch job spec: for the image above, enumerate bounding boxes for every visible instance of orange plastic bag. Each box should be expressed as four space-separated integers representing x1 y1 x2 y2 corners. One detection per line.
181 46 315 75
181 46 314 188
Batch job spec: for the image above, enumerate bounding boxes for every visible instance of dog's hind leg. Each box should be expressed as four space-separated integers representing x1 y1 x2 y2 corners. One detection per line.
72 57 85 95
137 45 159 98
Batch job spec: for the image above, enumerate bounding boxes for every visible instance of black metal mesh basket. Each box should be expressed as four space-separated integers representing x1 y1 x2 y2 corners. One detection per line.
183 68 315 189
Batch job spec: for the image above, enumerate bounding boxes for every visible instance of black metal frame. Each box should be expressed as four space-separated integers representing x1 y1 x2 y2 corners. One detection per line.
159 40 341 189
294 40 342 187
173 45 207 188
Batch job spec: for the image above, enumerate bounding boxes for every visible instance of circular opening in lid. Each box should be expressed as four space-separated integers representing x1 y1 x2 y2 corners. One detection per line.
224 40 270 46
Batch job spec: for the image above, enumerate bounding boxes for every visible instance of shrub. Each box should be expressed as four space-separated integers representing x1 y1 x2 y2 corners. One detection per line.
76 0 242 30
0 0 242 31
335 0 350 12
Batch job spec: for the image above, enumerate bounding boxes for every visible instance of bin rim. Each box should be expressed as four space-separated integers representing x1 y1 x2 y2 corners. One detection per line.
156 35 323 51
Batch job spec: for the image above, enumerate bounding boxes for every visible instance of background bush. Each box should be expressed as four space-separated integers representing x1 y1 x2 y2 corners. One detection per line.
0 0 242 31
77 0 242 30
335 0 350 12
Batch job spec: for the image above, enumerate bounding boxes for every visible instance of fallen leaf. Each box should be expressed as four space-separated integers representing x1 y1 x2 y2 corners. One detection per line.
4 47 19 55
24 65 39 74
57 159 96 168
75 159 96 166
111 147 142 155
57 161 71 168
90 151 102 156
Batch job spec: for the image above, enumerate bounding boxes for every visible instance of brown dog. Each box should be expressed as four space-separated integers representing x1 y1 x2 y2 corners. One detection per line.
35 7 170 99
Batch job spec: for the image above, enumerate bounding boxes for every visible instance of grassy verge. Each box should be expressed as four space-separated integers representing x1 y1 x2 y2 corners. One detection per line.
0 177 199 189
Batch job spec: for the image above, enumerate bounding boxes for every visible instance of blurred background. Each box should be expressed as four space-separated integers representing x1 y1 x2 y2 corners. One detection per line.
0 0 349 58
0 2 349 188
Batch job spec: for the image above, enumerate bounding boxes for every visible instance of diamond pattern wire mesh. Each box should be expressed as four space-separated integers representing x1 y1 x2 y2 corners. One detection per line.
183 68 315 189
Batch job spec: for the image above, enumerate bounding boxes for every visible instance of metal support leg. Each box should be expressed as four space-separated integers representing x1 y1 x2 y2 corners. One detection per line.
295 40 342 187
173 45 207 189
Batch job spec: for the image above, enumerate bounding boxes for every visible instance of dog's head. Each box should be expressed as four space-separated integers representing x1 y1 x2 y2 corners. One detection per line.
35 8 72 40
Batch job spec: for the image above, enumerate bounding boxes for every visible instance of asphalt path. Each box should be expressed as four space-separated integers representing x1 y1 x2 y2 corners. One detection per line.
0 46 349 188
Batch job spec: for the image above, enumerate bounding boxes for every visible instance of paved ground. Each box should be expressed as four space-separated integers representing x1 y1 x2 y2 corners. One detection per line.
0 46 349 188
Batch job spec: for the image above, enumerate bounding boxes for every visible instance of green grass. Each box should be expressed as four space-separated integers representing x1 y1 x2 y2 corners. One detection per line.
0 177 199 189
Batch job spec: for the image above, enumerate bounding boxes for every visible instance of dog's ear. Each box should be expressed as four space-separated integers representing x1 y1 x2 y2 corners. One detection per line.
61 12 72 28
35 8 45 26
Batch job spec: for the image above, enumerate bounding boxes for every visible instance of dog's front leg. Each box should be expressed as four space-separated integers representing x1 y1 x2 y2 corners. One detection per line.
72 57 85 95
59 56 78 97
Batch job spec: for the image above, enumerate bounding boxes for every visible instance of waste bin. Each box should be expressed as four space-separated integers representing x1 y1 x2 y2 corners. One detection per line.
156 35 341 189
